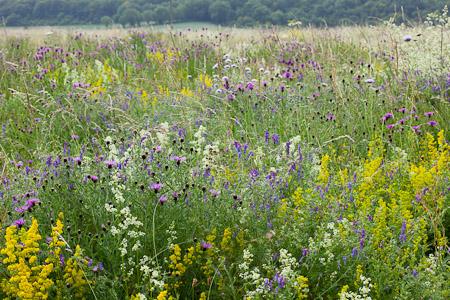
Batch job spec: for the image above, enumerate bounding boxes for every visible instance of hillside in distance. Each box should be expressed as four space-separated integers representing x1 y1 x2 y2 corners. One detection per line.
0 0 448 27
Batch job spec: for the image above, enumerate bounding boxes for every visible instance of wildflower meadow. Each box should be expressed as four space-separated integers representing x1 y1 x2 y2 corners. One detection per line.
0 9 449 300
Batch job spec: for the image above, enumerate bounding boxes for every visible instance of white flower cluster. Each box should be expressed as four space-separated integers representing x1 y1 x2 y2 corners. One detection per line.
310 222 340 266
104 135 145 274
279 248 299 280
202 141 220 169
165 221 177 249
340 275 373 300
139 255 165 292
192 125 207 153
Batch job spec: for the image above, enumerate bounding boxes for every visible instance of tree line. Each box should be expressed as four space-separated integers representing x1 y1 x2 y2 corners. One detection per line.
0 0 447 27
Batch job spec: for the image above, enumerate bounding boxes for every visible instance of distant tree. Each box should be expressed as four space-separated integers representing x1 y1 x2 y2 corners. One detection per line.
118 8 142 27
270 10 286 25
5 13 22 26
209 1 232 24
101 16 113 27
154 6 170 24
142 10 156 25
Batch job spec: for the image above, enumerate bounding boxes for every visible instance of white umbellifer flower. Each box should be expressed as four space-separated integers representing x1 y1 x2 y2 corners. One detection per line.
132 241 142 252
105 203 117 213
110 226 119 236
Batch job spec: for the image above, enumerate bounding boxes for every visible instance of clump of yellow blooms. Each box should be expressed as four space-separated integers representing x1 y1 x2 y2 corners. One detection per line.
220 228 232 253
63 245 89 299
46 213 66 266
157 290 169 300
317 154 330 185
0 219 54 299
294 276 309 299
199 74 213 89
373 199 390 252
169 244 186 277
199 292 207 300
180 87 194 98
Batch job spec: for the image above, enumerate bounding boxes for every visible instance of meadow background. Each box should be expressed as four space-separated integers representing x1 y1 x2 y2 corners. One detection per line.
0 5 449 300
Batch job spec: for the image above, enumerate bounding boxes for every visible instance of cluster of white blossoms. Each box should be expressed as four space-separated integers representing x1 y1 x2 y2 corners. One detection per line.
139 255 165 292
104 135 145 276
340 275 373 300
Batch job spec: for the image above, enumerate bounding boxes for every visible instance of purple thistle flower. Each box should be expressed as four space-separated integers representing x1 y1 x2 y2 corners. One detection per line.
424 111 434 118
282 71 293 79
201 242 212 251
246 81 254 90
398 107 407 113
403 35 412 42
326 113 336 121
13 218 25 228
159 195 168 205
150 182 163 192
104 160 117 169
427 120 438 127
412 125 421 133
381 112 394 123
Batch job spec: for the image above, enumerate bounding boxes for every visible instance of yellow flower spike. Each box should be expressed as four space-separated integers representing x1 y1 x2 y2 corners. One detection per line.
295 276 309 299
199 74 213 89
220 228 232 252
318 154 330 185
157 290 169 300
180 87 194 98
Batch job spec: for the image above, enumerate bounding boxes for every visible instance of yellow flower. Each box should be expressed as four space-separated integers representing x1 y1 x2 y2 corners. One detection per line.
295 276 309 299
317 154 330 185
157 290 168 300
220 228 232 252
199 74 213 88
180 87 194 98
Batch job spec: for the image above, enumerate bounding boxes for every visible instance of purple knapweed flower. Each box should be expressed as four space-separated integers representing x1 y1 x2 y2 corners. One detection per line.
381 112 394 122
424 111 434 118
104 160 117 169
427 120 438 127
201 242 212 250
159 195 168 205
13 218 25 228
150 182 163 192
403 35 412 42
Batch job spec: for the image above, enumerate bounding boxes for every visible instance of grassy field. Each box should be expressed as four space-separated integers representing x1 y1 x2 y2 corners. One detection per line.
0 20 449 300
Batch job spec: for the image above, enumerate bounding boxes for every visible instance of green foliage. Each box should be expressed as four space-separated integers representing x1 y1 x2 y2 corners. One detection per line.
0 0 448 27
